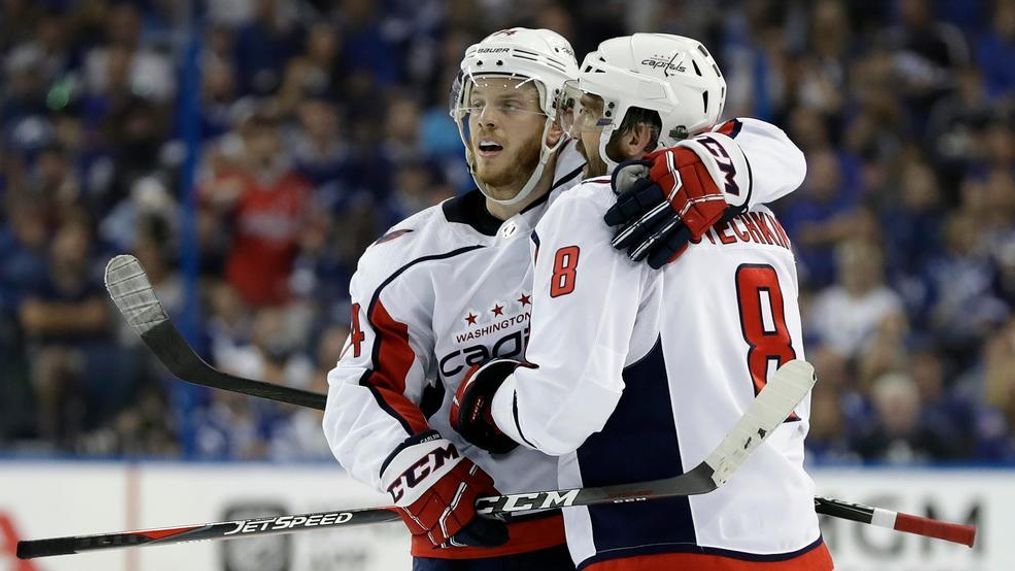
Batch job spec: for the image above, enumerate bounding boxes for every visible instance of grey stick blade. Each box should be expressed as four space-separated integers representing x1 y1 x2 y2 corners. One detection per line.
104 254 169 336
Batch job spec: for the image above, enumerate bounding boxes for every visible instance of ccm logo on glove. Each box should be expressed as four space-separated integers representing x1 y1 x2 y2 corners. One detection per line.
386 440 461 503
380 430 508 548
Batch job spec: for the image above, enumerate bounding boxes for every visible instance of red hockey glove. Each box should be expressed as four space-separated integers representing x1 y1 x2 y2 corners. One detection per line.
380 430 508 548
450 359 527 454
604 133 751 269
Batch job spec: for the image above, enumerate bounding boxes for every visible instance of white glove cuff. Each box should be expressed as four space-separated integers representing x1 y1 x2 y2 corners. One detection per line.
676 132 752 210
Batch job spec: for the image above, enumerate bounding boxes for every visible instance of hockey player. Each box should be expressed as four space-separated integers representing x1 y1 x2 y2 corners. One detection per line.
324 29 583 570
323 29 809 570
451 34 834 570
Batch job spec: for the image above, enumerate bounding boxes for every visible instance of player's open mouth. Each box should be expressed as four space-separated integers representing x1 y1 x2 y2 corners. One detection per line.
477 140 504 157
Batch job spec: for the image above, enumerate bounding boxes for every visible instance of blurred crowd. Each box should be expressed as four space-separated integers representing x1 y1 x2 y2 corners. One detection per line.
0 0 1013 465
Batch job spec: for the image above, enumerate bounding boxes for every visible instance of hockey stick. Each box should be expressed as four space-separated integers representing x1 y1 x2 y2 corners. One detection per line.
814 497 976 547
17 359 815 559
17 497 976 560
103 256 978 549
103 255 327 409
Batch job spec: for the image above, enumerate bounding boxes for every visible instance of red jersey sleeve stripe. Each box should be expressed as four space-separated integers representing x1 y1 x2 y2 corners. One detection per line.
360 299 429 434
356 246 485 434
714 118 744 138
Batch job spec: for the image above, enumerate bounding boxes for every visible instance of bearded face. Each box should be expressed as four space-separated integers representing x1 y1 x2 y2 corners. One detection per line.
464 79 549 199
567 92 609 178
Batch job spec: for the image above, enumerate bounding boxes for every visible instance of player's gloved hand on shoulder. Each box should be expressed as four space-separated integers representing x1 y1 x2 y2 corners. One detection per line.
381 430 509 548
450 359 530 454
604 133 751 269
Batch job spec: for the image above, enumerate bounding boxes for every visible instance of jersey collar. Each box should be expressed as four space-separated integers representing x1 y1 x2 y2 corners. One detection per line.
442 189 503 236
442 162 585 237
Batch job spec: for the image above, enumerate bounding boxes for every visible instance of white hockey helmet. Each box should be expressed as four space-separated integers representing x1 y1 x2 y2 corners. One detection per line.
450 28 579 206
559 33 726 171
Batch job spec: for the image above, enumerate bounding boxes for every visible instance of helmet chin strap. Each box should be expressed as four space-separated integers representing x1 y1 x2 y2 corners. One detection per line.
475 116 561 208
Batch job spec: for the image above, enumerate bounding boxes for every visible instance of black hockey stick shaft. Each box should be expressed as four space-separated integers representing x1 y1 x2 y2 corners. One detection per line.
17 507 401 559
104 255 326 410
144 319 327 409
18 492 976 559
17 468 717 559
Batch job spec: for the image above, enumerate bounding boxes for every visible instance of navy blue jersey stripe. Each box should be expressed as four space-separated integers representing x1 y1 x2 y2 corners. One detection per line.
443 190 501 235
553 163 586 191
512 392 538 449
576 337 695 554
742 146 754 211
443 151 584 235
717 118 744 138
361 246 486 433
520 161 585 214
731 119 744 137
575 536 827 570
358 371 414 434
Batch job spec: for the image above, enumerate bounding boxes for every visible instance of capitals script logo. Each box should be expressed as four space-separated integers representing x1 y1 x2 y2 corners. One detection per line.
641 53 686 77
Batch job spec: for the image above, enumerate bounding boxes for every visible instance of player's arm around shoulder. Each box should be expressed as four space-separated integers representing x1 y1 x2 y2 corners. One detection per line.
489 180 654 456
715 117 806 204
604 117 805 269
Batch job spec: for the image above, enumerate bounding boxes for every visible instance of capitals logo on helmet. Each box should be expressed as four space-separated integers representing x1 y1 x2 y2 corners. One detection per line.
567 34 727 171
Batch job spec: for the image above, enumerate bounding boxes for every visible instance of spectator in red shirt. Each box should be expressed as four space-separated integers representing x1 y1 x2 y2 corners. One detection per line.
201 110 312 306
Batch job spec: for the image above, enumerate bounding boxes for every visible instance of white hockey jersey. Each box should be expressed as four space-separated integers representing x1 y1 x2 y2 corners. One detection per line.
489 128 824 567
323 119 807 559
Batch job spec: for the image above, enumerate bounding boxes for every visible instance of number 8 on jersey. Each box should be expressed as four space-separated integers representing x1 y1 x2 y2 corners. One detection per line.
550 246 580 298
734 264 797 403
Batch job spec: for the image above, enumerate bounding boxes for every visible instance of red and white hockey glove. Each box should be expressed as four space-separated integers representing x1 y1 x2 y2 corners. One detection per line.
604 133 752 269
380 430 508 548
450 359 528 454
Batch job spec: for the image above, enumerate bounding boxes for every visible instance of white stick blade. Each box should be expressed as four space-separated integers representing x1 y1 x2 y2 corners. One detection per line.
704 359 816 485
104 254 168 335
